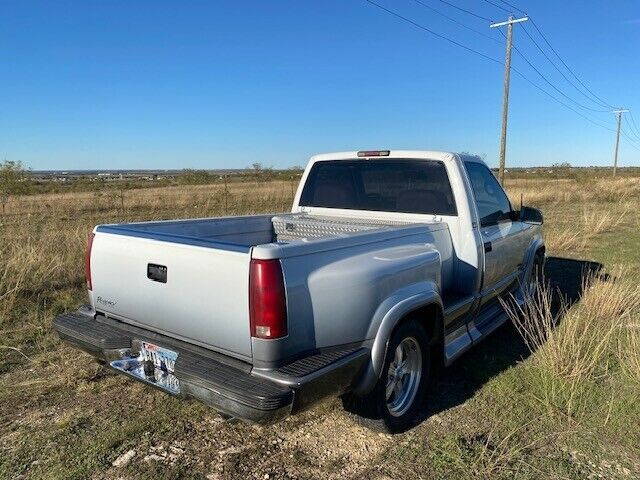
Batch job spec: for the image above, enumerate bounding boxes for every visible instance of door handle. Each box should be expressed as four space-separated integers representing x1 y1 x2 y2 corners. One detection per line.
147 263 167 283
484 241 492 253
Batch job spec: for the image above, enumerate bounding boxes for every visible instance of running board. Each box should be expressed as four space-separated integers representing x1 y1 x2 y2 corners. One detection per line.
443 290 524 366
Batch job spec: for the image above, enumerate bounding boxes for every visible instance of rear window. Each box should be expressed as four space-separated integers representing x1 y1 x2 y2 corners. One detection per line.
299 159 457 215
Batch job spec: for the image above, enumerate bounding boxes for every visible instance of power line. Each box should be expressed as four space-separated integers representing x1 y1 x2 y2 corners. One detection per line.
434 0 494 22
520 23 613 112
601 109 640 174
510 66 615 132
528 19 615 110
623 116 640 142
363 0 619 134
623 136 640 152
365 0 635 170
486 2 616 111
411 4 613 136
364 0 503 64
499 29 613 113
612 110 640 150
622 115 640 143
479 0 512 15
620 126 640 152
410 0 501 43
627 111 640 139
495 0 527 15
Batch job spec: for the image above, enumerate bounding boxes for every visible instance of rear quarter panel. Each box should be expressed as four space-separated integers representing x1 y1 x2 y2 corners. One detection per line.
251 225 451 366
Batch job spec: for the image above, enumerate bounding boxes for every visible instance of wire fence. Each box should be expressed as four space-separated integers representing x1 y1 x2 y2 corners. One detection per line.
1 174 637 233
0 178 300 228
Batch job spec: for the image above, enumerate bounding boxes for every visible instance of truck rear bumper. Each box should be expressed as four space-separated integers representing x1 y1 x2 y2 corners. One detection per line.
53 309 368 424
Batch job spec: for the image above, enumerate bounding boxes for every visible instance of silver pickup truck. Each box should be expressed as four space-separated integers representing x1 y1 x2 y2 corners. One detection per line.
54 150 544 433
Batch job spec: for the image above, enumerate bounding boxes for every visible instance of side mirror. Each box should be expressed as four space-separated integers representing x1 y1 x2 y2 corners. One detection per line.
519 206 543 225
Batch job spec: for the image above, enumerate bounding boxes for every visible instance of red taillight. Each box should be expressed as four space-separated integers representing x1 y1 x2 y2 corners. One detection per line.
249 259 287 339
85 232 95 291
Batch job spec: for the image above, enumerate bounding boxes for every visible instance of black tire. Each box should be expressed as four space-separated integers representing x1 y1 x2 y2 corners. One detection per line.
342 319 430 433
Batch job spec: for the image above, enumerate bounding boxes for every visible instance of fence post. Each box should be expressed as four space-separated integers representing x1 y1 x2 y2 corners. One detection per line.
223 175 228 215
1 193 7 215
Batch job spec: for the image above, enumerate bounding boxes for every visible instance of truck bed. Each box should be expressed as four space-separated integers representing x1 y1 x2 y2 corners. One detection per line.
96 213 416 250
90 213 451 363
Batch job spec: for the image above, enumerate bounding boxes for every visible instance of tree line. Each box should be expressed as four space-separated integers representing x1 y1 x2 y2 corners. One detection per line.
0 160 304 211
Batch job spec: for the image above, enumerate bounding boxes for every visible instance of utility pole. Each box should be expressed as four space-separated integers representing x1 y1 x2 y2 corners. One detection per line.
612 109 628 177
490 15 528 185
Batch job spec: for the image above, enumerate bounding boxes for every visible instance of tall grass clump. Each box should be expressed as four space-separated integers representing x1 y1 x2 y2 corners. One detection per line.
0 223 87 323
616 291 640 383
544 202 632 253
545 228 588 252
503 269 640 420
581 204 630 235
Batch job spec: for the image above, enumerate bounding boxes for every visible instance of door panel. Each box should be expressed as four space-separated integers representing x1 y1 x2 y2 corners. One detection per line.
463 161 525 300
482 221 526 287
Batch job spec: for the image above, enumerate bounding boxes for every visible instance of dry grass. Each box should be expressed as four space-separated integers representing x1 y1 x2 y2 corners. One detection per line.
505 176 640 207
581 208 627 235
617 298 640 383
0 232 81 319
1 173 639 479
0 179 293 325
545 228 589 252
503 268 640 420
503 177 638 254
1 179 297 218
618 326 640 383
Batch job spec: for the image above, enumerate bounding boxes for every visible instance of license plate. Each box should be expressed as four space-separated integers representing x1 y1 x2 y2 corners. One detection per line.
110 341 180 394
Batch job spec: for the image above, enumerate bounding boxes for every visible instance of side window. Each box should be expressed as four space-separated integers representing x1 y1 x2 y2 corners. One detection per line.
464 162 512 227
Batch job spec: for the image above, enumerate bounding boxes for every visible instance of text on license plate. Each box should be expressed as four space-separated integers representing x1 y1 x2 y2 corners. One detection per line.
109 341 180 394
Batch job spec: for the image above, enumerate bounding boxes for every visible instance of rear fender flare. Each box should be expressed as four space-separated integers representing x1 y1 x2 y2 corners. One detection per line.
352 281 442 395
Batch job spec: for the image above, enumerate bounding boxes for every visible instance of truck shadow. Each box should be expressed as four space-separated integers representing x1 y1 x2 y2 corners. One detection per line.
420 256 605 422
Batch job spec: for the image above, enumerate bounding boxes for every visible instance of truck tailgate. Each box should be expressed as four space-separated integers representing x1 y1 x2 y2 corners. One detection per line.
90 232 253 360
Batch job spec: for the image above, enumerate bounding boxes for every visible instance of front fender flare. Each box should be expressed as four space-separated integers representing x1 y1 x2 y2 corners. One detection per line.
514 234 545 303
521 234 545 283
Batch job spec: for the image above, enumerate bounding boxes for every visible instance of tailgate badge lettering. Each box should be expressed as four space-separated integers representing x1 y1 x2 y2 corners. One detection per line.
96 296 117 308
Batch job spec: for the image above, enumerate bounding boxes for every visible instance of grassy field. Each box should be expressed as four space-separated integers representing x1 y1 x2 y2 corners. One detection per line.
1 173 639 479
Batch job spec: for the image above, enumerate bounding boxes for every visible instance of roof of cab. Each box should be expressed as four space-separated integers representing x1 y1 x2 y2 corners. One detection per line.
309 150 488 167
310 150 455 162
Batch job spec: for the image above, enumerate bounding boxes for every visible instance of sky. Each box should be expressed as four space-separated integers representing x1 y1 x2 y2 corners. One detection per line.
1 0 640 170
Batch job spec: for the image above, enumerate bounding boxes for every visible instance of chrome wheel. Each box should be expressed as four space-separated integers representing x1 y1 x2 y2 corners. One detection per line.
386 337 422 417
